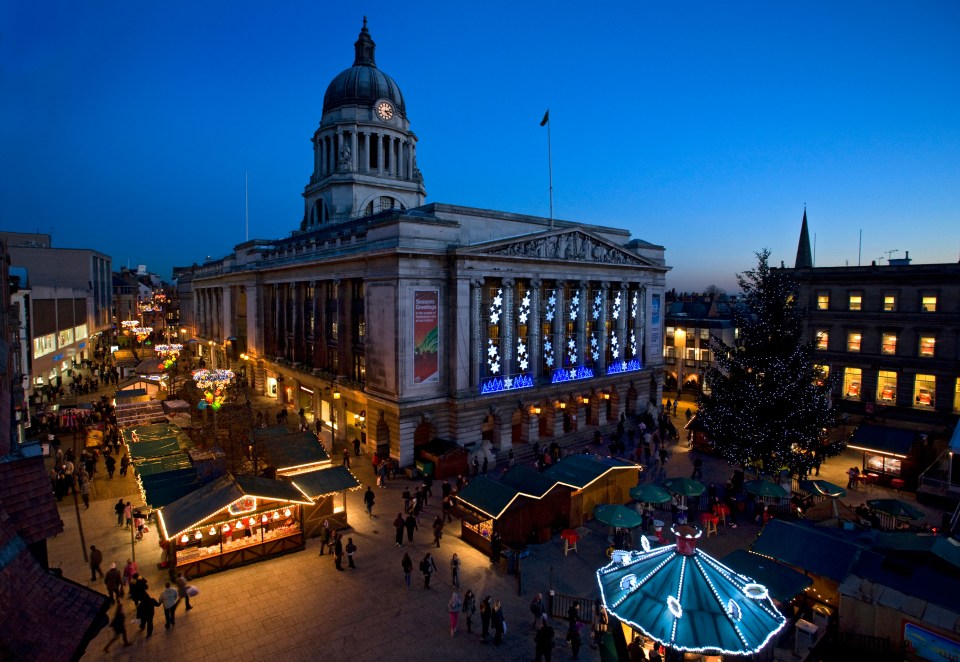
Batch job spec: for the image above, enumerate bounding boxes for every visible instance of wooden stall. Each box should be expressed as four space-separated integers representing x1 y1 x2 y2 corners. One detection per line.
256 429 331 476
416 438 469 480
157 473 313 578
848 424 918 488
544 455 639 527
289 465 360 535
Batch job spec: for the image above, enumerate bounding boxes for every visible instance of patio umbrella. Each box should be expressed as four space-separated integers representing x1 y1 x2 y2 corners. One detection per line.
743 480 788 499
866 499 924 521
630 484 672 505
598 524 787 656
661 477 706 498
594 504 644 529
797 479 847 499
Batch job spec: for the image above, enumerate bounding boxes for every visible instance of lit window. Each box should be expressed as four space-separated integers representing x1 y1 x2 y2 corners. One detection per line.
815 330 828 350
914 374 935 408
848 293 862 311
919 336 935 358
881 334 897 355
847 332 862 352
877 370 897 403
817 293 830 310
699 328 710 341
844 367 862 400
922 295 937 312
883 294 896 312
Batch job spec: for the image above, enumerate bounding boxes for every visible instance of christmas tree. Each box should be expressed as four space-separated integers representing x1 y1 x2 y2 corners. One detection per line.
697 250 842 477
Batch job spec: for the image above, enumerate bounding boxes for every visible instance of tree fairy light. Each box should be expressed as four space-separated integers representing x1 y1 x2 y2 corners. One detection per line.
193 368 235 410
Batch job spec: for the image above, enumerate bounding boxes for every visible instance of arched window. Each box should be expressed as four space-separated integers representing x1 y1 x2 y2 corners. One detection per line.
364 196 405 216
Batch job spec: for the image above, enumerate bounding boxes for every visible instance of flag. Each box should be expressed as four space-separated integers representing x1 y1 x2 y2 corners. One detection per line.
540 109 549 126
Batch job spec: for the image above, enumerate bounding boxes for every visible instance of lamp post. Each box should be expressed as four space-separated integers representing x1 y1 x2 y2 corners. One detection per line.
675 328 687 396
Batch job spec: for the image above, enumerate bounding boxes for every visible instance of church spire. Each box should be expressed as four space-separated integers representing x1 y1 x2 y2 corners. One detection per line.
353 16 377 67
794 208 813 269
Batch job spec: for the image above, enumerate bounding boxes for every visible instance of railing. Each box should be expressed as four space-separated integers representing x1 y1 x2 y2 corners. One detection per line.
548 591 597 622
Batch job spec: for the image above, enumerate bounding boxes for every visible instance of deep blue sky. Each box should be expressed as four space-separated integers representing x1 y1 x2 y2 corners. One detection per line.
2 1 958 291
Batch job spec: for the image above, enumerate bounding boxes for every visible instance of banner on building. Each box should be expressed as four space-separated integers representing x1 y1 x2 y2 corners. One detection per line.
649 293 662 356
413 290 439 384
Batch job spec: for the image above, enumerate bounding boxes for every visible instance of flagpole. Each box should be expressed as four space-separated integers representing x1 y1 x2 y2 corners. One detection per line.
245 171 249 242
547 117 554 228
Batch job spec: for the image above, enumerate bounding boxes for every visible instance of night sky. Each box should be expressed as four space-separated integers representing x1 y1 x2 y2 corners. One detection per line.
2 1 958 291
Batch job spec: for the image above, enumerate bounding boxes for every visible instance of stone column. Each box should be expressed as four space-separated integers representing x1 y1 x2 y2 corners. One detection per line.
577 281 588 368
529 280 541 383
376 134 384 174
502 278 514 378
351 131 358 172
398 140 405 179
596 282 609 375
470 278 484 388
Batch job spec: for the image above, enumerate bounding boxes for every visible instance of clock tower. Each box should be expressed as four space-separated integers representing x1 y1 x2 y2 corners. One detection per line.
301 18 426 230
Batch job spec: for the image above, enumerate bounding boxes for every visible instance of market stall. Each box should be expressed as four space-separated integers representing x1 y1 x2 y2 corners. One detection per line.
416 438 469 480
544 454 639 527
288 465 361 535
255 430 331 476
156 473 313 578
455 477 525 555
847 424 917 487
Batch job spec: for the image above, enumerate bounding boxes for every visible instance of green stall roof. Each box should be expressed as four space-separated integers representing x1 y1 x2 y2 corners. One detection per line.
455 476 522 520
721 549 813 602
258 432 331 471
289 466 360 498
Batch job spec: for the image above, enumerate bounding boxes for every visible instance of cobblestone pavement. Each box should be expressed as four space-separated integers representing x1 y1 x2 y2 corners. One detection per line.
45 390 946 660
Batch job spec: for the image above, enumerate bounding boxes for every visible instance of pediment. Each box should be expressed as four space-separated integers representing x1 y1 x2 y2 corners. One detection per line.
460 229 653 267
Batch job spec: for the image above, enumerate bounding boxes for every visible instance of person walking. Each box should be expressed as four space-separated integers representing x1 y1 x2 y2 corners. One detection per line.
567 602 582 659
450 552 461 589
420 552 437 589
105 453 116 479
448 590 463 637
102 602 131 652
128 573 147 608
592 599 609 649
120 453 130 477
393 513 405 547
363 485 375 518
492 600 506 645
333 534 344 571
122 559 138 591
401 552 413 589
530 592 545 629
89 544 104 582
176 572 193 610
404 513 418 543
80 478 91 509
160 582 179 629
462 589 477 633
432 515 444 548
534 615 555 662
104 562 122 604
114 498 125 526
136 589 159 637
123 502 133 529
318 519 332 555
345 537 357 569
479 595 492 640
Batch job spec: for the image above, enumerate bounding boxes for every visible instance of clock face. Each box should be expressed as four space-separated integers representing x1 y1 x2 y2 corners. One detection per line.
376 101 394 121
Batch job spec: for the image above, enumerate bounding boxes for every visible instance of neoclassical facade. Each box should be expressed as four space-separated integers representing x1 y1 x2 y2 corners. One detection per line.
180 21 669 466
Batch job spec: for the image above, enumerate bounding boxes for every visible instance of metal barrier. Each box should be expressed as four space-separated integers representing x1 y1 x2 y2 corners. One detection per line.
548 591 596 622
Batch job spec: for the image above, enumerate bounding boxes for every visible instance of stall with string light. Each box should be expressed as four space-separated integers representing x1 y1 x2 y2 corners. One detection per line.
156 473 314 578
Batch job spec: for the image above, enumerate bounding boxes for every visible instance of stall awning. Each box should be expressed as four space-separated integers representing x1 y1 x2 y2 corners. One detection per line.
752 520 863 583
134 359 164 375
721 549 813 602
113 349 138 366
257 432 330 472
543 454 637 489
456 476 522 519
289 465 360 498
499 465 556 498
848 424 915 458
157 473 312 540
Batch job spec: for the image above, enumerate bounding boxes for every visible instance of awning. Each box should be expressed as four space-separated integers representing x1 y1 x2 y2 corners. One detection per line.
721 549 813 602
289 465 360 498
751 520 863 583
848 424 915 458
157 473 312 540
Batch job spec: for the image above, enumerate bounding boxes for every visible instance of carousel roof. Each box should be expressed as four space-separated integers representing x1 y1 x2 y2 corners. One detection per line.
597 525 787 656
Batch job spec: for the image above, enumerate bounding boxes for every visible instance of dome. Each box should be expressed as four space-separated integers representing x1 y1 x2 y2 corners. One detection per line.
322 19 406 117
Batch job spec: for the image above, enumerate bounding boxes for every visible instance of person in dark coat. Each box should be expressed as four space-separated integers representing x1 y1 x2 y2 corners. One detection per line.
103 602 131 652
404 513 418 543
490 531 502 564
333 534 344 571
136 590 159 637
480 595 492 639
492 600 505 645
432 515 444 547
104 563 122 604
114 499 125 527
393 513 405 547
89 545 104 581
104 454 116 478
534 615 555 662
567 602 582 659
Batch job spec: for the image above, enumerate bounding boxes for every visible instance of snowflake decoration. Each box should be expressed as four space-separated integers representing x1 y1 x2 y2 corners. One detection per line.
516 339 529 373
487 338 501 373
544 338 554 368
613 293 621 320
630 330 638 357
592 293 601 320
545 289 557 323
631 292 638 320
570 293 580 321
611 332 620 359
590 332 599 362
516 291 531 374
488 287 503 325
567 338 577 366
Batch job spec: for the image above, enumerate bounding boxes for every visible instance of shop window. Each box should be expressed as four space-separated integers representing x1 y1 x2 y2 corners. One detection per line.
881 333 897 355
844 367 862 400
919 336 935 358
954 378 960 414
847 332 862 353
877 370 897 403
883 294 896 312
921 295 937 313
848 293 862 311
699 328 710 341
815 330 828 351
817 292 830 310
863 452 902 477
352 353 366 382
914 374 935 408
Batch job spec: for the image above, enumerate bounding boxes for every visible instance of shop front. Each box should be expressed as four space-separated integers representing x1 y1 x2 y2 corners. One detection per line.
848 424 917 487
157 473 313 578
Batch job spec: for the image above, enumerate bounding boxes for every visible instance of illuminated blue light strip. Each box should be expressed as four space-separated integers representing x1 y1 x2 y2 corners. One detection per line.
480 373 535 394
551 366 595 383
606 359 643 375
